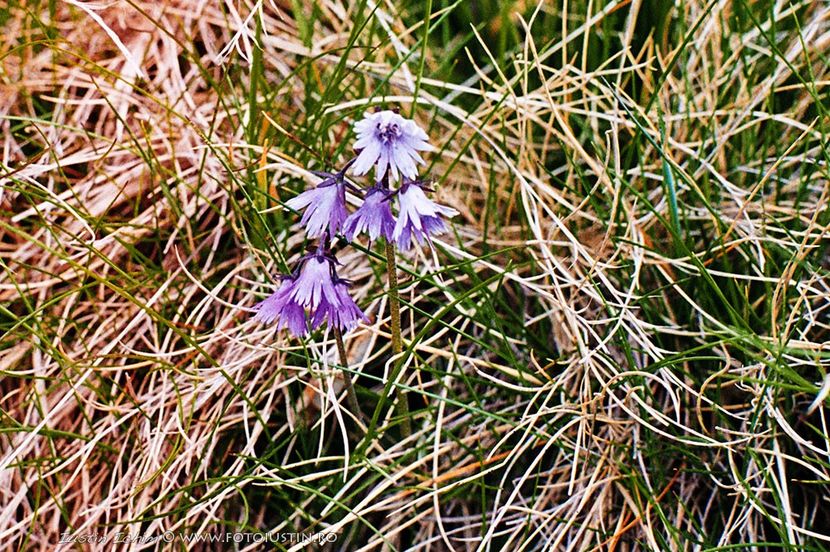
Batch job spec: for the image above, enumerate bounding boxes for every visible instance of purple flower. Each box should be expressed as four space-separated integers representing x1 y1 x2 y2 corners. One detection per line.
352 110 432 181
253 255 338 337
253 282 309 336
392 181 458 251
253 252 366 336
286 172 348 238
312 280 367 333
285 255 341 309
343 186 396 242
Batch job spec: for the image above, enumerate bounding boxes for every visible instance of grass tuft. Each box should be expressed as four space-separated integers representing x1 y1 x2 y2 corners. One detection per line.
2 0 830 549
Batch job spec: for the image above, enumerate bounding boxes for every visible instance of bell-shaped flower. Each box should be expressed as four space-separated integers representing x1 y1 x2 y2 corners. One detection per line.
284 255 340 309
252 281 309 337
253 250 366 336
312 280 367 333
253 254 339 337
343 185 396 243
392 180 458 251
352 110 431 181
286 170 349 238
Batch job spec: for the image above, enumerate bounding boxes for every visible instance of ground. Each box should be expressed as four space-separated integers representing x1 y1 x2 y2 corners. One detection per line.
1 0 830 550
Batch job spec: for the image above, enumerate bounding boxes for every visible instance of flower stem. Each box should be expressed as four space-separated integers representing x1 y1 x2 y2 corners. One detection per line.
385 240 411 438
333 327 362 426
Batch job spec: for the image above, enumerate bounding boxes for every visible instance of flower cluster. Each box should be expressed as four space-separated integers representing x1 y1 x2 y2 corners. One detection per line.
254 109 457 337
252 243 365 336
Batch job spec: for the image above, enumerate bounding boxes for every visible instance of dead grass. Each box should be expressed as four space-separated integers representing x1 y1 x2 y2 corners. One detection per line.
2 0 830 550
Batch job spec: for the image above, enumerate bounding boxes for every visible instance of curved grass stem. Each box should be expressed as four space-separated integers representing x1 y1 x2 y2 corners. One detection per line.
334 327 363 428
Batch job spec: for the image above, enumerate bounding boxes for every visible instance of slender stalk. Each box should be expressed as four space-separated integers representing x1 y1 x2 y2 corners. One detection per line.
410 0 433 118
247 8 262 149
385 240 411 438
333 327 363 427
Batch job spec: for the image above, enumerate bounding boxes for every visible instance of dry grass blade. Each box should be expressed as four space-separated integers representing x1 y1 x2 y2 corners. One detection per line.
1 0 829 550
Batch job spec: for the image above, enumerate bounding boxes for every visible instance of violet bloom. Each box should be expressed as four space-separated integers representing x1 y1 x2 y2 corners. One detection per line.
254 251 366 336
392 180 458 251
342 185 396 243
286 170 348 238
352 110 431 181
252 282 309 336
285 255 341 309
253 255 340 337
312 280 367 333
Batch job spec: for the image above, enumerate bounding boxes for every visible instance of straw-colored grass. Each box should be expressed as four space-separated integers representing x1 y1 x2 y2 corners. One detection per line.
2 0 830 549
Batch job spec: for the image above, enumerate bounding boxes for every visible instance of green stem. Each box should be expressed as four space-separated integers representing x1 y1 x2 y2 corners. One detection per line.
385 240 411 438
247 9 262 149
410 0 433 118
334 327 363 427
